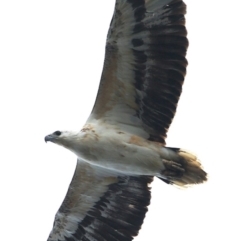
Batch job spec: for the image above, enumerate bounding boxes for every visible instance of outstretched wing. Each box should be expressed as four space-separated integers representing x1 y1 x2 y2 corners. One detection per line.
88 0 188 144
47 159 152 241
48 1 188 239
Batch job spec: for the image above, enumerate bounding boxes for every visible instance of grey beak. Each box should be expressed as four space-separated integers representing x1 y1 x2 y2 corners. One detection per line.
45 134 55 143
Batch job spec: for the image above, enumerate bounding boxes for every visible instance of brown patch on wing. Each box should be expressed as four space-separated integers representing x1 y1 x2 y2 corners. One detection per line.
89 2 140 123
128 135 147 147
81 123 94 132
81 124 99 141
91 45 120 118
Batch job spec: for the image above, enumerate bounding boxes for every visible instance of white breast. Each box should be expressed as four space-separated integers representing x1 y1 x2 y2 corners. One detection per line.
69 122 166 176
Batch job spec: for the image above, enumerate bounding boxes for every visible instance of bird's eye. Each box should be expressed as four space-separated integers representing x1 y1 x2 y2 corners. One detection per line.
53 131 62 136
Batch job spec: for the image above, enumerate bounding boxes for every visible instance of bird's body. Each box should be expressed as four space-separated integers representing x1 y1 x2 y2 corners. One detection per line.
58 122 165 176
45 1 207 240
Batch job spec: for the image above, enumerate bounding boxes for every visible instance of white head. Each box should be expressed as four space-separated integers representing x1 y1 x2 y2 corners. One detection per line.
45 130 79 148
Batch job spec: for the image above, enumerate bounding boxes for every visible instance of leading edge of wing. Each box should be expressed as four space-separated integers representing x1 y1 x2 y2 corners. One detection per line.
88 0 188 144
47 159 153 241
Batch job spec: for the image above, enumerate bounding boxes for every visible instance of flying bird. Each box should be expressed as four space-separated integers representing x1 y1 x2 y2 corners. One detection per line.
45 0 207 240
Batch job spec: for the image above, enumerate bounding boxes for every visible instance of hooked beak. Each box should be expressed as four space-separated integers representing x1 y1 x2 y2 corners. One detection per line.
45 134 56 143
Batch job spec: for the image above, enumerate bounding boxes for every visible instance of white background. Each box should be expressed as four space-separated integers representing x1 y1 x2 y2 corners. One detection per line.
1 0 240 240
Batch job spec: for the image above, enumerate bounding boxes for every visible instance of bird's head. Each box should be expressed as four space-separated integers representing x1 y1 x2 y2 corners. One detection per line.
45 130 79 148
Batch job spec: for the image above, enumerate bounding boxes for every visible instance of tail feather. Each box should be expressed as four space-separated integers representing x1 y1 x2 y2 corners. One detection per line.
159 148 207 187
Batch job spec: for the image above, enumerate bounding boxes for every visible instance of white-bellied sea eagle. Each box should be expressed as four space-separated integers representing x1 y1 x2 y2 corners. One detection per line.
45 0 207 240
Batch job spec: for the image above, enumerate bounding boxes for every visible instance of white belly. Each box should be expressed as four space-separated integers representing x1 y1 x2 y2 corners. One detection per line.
70 125 166 176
